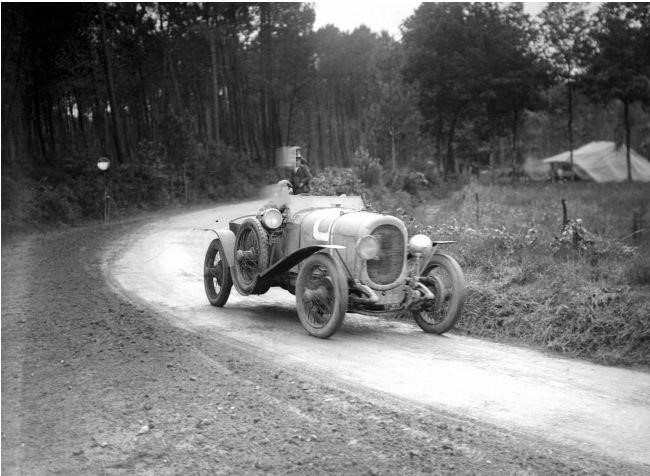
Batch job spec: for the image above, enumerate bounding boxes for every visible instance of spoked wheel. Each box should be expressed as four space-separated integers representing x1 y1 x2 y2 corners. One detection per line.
412 253 466 334
204 239 232 306
295 253 348 338
233 218 269 294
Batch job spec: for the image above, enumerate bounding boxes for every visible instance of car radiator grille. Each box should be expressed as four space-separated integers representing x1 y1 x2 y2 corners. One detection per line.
366 225 404 285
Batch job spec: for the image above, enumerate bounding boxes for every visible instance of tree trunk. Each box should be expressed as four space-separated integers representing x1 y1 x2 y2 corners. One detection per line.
488 126 496 182
390 126 396 171
168 54 183 116
210 28 221 144
511 109 519 183
568 81 574 180
447 112 458 177
435 116 444 175
260 3 273 165
624 97 632 181
100 6 128 163
204 79 214 143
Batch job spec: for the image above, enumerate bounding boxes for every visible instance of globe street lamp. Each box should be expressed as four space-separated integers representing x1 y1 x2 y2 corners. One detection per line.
97 156 110 171
97 157 110 223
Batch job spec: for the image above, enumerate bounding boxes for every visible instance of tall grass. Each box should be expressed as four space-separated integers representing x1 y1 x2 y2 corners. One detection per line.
413 181 650 366
311 161 649 365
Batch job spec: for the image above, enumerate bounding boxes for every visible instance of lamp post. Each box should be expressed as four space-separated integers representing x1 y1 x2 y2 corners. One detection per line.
97 157 110 223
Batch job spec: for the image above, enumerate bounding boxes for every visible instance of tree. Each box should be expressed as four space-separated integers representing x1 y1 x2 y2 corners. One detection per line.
540 3 595 177
370 33 421 170
402 3 477 176
402 3 547 177
584 3 650 181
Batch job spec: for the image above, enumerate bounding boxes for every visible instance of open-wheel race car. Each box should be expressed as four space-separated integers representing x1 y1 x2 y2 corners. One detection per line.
204 193 466 338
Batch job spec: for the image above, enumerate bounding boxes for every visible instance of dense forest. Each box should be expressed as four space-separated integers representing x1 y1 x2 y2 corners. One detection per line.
2 2 649 226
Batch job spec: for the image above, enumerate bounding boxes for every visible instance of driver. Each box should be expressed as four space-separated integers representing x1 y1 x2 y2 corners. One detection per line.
291 150 312 195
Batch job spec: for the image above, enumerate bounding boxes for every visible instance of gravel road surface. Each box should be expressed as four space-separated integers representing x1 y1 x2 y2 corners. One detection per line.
2 204 648 475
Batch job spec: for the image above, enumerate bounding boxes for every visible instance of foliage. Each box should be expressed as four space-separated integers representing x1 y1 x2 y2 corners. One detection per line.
582 3 650 180
1 142 268 234
402 3 549 175
584 3 650 106
309 168 364 196
551 218 596 253
539 3 595 81
406 181 650 365
351 148 384 187
3 1 650 230
2 175 84 229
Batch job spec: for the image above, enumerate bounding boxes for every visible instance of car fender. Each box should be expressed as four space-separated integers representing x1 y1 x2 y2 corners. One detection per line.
407 241 456 274
205 229 236 267
419 242 456 268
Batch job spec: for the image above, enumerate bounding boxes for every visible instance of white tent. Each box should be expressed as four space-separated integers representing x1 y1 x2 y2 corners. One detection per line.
542 141 650 182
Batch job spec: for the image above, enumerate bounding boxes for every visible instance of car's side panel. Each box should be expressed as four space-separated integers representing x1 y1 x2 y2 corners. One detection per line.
288 195 364 213
299 208 347 246
282 222 301 258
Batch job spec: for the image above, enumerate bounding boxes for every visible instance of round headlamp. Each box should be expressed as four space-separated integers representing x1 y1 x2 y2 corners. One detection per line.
409 234 433 256
261 208 283 229
356 235 380 260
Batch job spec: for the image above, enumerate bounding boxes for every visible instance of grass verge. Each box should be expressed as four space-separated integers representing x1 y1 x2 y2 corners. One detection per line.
407 181 649 367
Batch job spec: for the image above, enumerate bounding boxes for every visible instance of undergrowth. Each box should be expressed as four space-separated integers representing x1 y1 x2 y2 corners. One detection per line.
1 144 269 237
311 152 649 366
413 181 650 367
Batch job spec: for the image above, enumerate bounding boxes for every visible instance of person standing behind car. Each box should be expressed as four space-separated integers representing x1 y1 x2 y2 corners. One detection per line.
291 150 312 195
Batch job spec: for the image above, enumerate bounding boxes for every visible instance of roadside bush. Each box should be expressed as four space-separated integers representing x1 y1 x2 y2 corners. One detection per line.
38 182 83 224
624 255 650 286
2 142 271 234
2 175 85 229
385 169 429 195
366 187 416 217
2 175 41 232
459 279 649 365
351 148 383 187
310 167 364 196
402 181 650 366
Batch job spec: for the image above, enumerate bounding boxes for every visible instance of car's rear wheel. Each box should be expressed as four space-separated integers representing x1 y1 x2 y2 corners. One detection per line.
233 218 269 294
296 253 348 338
412 253 466 334
204 239 232 306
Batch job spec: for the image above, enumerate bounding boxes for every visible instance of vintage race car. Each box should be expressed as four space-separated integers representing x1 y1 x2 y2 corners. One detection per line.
204 194 466 338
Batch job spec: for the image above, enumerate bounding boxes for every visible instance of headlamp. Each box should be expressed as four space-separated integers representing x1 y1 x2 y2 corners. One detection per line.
357 235 380 260
408 234 433 256
261 208 283 229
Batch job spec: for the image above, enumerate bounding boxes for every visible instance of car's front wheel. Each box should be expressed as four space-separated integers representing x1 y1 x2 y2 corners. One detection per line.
295 253 348 338
204 239 232 306
233 218 269 294
412 253 466 334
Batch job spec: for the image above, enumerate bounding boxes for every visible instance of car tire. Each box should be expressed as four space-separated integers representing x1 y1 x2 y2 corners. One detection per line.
233 218 270 294
204 239 233 306
296 253 348 338
412 253 466 334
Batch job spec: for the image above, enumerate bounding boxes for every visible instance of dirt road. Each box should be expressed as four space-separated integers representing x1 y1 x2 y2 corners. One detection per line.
2 203 649 474
109 201 650 465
